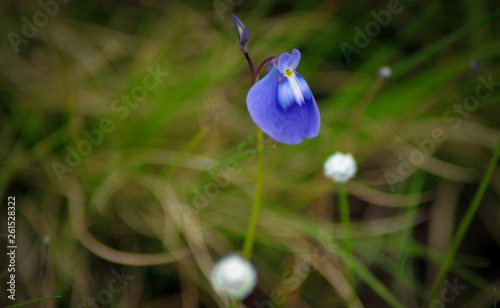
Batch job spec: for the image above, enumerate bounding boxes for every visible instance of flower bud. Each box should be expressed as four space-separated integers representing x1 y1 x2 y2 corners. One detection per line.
232 15 251 52
377 65 392 79
210 253 257 300
324 152 357 183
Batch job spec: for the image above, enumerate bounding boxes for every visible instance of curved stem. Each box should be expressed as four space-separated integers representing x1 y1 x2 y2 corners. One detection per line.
242 127 264 259
243 51 255 83
253 56 279 84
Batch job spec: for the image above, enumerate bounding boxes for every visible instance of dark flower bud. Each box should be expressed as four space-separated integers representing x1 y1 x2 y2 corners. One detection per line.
232 15 251 52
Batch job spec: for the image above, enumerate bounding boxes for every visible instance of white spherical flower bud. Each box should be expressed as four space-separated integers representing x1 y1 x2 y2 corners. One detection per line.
377 65 392 79
324 152 357 183
210 253 257 300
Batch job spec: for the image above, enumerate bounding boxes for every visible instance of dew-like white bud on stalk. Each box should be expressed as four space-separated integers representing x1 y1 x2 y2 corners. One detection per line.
210 253 257 300
377 65 392 79
324 152 357 183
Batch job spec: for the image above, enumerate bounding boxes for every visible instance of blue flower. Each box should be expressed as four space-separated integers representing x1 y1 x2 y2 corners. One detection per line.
246 49 320 145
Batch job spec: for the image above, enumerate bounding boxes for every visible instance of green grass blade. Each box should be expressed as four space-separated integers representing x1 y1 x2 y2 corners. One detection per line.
6 295 61 308
336 248 405 308
430 138 500 300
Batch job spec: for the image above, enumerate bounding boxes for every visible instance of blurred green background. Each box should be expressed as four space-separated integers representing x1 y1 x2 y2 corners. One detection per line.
1 0 500 307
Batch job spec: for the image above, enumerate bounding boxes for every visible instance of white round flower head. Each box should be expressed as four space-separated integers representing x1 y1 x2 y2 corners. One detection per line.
210 253 257 300
377 65 392 79
324 152 357 183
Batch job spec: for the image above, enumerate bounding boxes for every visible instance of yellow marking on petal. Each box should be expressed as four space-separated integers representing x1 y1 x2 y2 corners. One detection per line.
279 77 281 82
284 69 294 78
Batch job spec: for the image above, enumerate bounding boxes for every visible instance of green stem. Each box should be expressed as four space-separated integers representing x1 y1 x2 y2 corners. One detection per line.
339 182 355 286
339 183 352 255
6 295 61 308
429 138 500 301
242 127 264 260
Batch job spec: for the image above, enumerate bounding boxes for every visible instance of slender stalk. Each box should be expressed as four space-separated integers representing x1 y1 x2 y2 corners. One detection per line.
339 183 352 254
242 127 264 259
233 17 268 308
241 50 267 260
253 56 278 84
243 52 255 82
429 138 500 301
338 182 354 286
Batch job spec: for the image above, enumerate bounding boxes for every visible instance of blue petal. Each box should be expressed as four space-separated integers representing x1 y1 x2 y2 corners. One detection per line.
290 49 301 70
246 66 321 145
277 71 312 109
278 52 292 73
294 72 312 100
277 75 303 108
265 62 273 76
278 49 301 73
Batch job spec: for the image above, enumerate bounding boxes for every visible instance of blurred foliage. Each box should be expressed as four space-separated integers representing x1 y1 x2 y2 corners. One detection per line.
1 0 500 307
